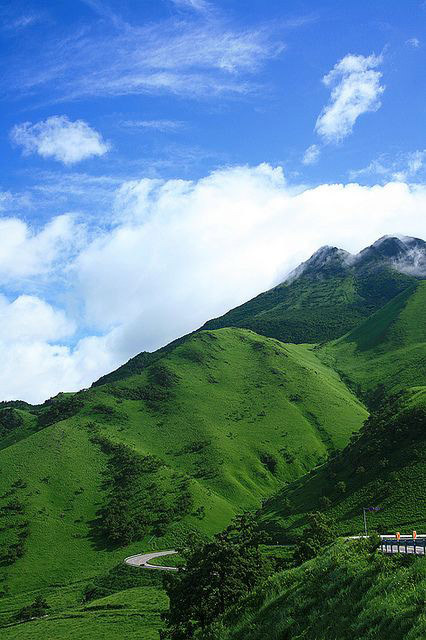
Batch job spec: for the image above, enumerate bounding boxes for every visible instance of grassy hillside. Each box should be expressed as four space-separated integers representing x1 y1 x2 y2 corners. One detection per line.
260 387 426 541
202 265 416 345
0 585 167 640
199 538 426 640
319 281 426 403
0 328 366 636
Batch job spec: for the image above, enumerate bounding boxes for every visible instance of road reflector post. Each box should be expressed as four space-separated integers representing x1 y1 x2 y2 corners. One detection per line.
396 531 400 553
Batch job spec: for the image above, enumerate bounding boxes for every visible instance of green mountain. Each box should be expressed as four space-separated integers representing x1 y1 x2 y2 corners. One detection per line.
1 234 425 639
202 236 425 344
0 328 365 636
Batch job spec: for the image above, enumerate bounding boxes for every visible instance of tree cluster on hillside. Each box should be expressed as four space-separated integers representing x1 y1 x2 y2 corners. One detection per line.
92 434 193 545
294 511 335 564
161 513 271 639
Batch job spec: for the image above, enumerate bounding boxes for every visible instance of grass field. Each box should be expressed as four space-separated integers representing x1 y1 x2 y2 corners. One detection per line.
0 586 167 640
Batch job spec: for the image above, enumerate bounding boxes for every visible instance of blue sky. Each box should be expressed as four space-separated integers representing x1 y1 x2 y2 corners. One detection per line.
1 0 426 402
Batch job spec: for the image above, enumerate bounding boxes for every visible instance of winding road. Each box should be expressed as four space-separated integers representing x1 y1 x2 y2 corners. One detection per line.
125 549 179 571
125 535 426 573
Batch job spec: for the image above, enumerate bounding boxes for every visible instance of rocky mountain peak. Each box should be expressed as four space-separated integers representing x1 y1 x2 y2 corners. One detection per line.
286 235 426 283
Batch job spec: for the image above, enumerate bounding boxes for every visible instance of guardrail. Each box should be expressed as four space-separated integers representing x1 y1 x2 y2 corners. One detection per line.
380 536 426 555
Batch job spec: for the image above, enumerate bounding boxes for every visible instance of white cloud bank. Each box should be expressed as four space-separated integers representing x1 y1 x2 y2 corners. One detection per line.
2 163 426 403
315 53 384 143
11 116 110 165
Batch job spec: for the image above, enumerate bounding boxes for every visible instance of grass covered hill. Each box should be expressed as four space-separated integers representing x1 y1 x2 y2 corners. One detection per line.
319 280 426 403
201 241 419 345
260 388 426 541
198 538 426 640
0 328 366 636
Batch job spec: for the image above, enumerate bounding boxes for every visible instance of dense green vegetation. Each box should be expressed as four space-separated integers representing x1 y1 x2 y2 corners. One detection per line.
197 539 426 640
162 513 269 639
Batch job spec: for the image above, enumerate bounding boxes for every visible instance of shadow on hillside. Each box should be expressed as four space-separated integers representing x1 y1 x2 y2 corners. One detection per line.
86 514 117 552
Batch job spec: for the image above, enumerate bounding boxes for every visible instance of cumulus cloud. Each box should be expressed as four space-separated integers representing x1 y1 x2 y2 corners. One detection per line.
0 295 74 342
11 116 110 165
3 164 426 402
0 214 83 282
0 333 121 404
302 144 320 165
73 165 426 358
315 53 384 143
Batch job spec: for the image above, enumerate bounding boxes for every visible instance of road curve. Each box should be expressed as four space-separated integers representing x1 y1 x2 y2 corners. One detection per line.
125 549 179 571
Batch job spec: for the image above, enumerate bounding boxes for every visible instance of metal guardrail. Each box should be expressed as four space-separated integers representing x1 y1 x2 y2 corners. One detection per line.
380 537 426 555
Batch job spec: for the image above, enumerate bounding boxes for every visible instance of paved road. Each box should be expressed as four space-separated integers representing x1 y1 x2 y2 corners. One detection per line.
125 537 426 571
124 549 179 571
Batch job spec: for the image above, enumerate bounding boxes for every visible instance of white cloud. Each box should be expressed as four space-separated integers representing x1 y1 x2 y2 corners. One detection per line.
0 214 83 282
0 295 74 342
406 37 420 48
73 165 426 356
0 292 120 404
315 53 384 143
0 333 120 404
350 150 426 182
302 144 320 165
5 18 284 101
3 164 426 403
11 116 110 165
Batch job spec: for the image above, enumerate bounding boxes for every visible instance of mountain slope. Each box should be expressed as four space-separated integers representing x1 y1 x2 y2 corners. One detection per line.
200 538 426 640
0 328 366 631
202 236 425 345
260 387 426 541
319 280 426 403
